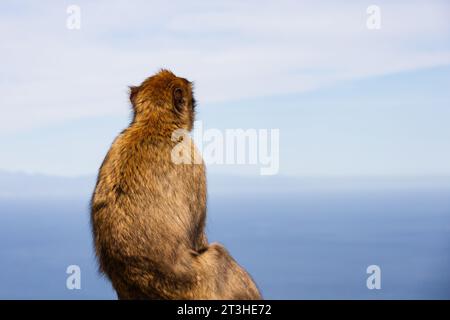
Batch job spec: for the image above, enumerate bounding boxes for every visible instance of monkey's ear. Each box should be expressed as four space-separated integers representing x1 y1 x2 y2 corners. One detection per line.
173 87 187 114
129 86 139 106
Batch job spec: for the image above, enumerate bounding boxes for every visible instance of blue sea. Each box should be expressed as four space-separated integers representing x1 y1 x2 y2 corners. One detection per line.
0 175 449 299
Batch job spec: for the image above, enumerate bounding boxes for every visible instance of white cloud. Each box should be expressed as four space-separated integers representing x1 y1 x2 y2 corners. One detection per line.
1 0 449 132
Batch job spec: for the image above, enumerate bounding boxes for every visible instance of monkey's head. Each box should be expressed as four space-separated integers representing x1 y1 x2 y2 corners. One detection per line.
129 69 196 132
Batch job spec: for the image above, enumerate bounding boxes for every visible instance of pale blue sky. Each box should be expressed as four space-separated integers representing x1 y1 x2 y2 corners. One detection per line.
1 0 449 177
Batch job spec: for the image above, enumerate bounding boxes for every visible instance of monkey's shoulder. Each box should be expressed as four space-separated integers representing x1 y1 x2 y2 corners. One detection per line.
100 129 204 188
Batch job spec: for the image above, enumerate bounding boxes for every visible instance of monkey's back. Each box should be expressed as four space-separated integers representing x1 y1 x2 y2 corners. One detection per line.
90 127 206 294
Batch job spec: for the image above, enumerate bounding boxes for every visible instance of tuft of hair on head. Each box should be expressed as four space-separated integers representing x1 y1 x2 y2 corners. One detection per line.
156 68 175 77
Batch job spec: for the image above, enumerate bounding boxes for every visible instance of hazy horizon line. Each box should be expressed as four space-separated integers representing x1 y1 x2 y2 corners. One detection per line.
1 168 450 181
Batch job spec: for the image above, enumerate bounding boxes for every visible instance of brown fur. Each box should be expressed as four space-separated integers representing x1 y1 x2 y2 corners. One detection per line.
90 69 262 299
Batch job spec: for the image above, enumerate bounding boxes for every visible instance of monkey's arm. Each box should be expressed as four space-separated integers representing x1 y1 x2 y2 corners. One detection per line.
195 230 209 252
